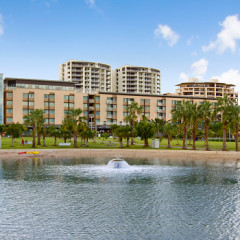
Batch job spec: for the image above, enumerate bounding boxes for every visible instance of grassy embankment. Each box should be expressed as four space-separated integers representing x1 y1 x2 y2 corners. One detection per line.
0 136 238 151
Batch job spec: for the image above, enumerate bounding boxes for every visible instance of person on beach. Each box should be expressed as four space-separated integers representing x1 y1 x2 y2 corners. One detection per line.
21 139 24 145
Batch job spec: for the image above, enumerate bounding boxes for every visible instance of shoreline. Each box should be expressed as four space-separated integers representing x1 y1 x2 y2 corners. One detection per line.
1 149 240 164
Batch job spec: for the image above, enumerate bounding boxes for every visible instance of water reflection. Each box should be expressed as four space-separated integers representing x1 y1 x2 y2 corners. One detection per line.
0 157 240 239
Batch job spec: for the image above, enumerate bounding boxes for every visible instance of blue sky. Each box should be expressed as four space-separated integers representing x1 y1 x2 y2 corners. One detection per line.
0 0 240 94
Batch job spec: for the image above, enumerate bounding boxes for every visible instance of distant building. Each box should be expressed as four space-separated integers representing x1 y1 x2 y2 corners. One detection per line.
0 73 3 124
176 78 238 102
59 60 112 93
112 65 161 94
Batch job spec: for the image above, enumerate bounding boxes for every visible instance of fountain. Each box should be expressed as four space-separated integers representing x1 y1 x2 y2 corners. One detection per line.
107 158 130 169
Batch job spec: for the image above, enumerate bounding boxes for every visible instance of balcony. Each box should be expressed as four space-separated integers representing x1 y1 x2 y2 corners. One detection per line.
89 99 95 103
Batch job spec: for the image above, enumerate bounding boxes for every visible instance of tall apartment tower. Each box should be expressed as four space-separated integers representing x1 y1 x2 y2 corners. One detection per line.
112 65 161 94
59 60 112 93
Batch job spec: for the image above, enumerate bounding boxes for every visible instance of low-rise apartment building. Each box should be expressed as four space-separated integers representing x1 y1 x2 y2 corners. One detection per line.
3 77 217 130
112 65 161 94
59 60 112 93
176 78 238 102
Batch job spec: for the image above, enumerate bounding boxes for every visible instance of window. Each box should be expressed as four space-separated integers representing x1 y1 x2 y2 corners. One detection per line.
145 113 150 117
49 94 55 99
64 103 68 107
145 106 150 110
7 109 13 113
83 104 88 108
95 111 100 116
29 102 34 106
69 103 74 108
49 102 55 107
23 101 28 106
124 98 128 103
83 96 88 100
7 92 13 97
172 100 176 104
44 94 49 99
7 101 13 105
107 112 112 116
140 99 144 103
96 119 100 123
83 111 88 116
69 95 74 100
113 104 117 109
162 100 166 104
7 117 13 122
113 120 117 123
145 99 150 103
64 95 68 100
64 110 70 115
95 104 100 109
95 96 100 101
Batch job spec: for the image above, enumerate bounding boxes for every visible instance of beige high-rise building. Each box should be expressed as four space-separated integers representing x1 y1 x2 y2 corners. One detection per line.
59 60 112 93
176 78 238 102
112 65 161 94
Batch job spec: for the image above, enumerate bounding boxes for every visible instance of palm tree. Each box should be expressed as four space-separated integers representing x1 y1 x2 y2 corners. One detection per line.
171 100 192 150
114 127 126 148
59 119 73 143
230 104 240 151
215 95 234 151
66 108 84 148
189 103 201 150
36 110 45 145
151 118 165 138
124 102 143 145
163 121 177 148
198 101 213 151
23 109 44 148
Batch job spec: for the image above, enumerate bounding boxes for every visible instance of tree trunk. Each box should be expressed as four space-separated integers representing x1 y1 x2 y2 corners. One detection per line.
54 137 57 146
235 123 239 151
222 122 227 151
167 135 171 148
74 128 77 148
192 124 196 150
37 134 41 145
86 138 88 147
11 137 14 147
64 138 67 143
205 121 210 151
32 122 36 148
144 138 148 147
131 121 134 145
43 135 46 147
81 137 83 146
182 124 187 149
126 137 130 147
120 138 123 148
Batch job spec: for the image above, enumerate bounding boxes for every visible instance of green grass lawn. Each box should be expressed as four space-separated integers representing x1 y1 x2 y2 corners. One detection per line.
0 136 238 151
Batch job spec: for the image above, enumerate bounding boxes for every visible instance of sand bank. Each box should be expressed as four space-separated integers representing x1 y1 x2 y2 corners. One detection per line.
0 149 240 164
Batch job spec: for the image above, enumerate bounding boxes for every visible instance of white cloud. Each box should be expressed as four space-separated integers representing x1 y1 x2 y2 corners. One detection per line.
85 0 95 8
0 13 3 35
179 72 189 82
202 15 240 54
190 58 208 79
212 69 240 95
154 24 180 47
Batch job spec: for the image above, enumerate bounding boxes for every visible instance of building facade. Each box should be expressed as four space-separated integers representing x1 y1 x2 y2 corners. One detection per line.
0 73 3 124
112 65 161 94
59 60 112 93
4 77 217 130
176 78 238 102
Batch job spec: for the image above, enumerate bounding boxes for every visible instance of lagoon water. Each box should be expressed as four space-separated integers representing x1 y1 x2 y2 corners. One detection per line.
0 157 240 240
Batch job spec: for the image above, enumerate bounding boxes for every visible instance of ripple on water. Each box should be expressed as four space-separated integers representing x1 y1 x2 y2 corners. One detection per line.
0 159 240 239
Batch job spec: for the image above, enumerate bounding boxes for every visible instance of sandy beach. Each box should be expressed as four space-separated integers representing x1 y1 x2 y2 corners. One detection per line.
1 149 240 164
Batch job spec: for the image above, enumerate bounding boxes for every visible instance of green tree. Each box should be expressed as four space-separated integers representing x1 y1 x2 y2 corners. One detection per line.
198 101 213 151
171 100 192 150
163 122 177 148
24 109 44 148
101 132 110 143
230 104 240 151
35 109 45 145
66 108 84 148
210 122 223 138
215 95 234 151
6 123 23 147
151 118 165 138
0 124 6 136
114 126 126 148
59 119 73 143
48 126 60 146
189 103 202 150
124 102 143 145
136 120 156 147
